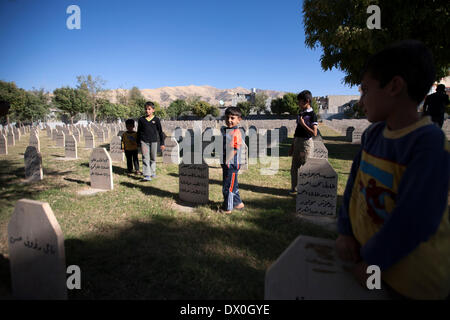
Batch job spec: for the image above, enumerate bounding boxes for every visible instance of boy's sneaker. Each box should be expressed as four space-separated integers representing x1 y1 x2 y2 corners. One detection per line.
151 174 157 178
143 176 152 181
135 170 142 175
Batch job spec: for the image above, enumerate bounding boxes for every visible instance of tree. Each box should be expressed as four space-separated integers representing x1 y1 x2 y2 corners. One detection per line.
97 99 129 122
53 87 89 125
253 92 269 114
311 98 320 117
0 81 25 124
76 75 106 122
282 93 299 115
192 100 217 118
303 0 450 86
167 99 191 119
270 98 284 115
128 86 144 106
236 101 252 117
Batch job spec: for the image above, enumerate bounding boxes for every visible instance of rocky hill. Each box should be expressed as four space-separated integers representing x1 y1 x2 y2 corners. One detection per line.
102 85 286 107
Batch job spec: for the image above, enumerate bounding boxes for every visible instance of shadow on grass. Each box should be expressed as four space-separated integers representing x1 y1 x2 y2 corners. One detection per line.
324 143 361 161
59 195 337 300
64 177 90 186
120 181 177 200
167 172 289 197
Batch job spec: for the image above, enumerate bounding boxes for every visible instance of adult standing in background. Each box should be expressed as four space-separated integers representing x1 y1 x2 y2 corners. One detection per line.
423 84 449 128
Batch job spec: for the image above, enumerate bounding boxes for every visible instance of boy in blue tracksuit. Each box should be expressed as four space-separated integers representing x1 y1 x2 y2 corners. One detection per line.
220 107 245 214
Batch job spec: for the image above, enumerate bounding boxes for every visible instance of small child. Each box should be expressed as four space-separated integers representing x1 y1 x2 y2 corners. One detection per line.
220 107 244 214
137 101 165 181
336 40 450 299
122 119 141 175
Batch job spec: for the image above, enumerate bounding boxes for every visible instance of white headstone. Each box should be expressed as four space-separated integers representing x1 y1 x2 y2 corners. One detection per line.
163 136 180 164
8 199 67 299
109 136 124 162
179 164 209 204
309 140 328 159
0 134 7 155
296 158 337 216
265 235 390 300
7 130 15 146
56 131 65 148
29 133 40 153
65 135 77 159
84 130 95 148
89 148 113 190
24 146 43 182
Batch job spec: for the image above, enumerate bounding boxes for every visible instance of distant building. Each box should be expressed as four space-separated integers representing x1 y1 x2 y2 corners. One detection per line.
232 90 256 107
316 95 360 118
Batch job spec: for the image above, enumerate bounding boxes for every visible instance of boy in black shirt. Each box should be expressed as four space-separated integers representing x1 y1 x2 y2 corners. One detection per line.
289 90 318 194
137 101 165 181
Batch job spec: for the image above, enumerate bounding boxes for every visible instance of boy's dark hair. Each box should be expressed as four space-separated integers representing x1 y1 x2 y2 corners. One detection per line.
297 90 312 103
225 107 242 118
125 119 135 127
436 84 446 92
144 101 155 108
361 40 436 104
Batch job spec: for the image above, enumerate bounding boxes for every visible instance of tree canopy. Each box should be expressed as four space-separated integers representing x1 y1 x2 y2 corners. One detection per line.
303 0 450 86
53 87 89 124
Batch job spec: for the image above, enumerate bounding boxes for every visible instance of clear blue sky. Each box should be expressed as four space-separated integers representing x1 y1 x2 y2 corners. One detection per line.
0 0 360 96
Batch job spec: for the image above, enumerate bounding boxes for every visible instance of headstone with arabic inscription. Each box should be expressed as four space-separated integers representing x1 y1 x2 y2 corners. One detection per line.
84 130 95 148
109 136 124 162
89 148 113 190
24 146 43 182
163 136 180 164
179 164 209 204
8 199 67 299
296 158 337 216
65 135 77 159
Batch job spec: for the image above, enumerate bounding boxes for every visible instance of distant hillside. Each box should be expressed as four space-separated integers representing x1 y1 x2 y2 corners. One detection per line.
102 85 286 107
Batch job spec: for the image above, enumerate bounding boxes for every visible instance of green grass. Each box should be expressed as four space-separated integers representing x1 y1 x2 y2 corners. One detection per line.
0 124 357 299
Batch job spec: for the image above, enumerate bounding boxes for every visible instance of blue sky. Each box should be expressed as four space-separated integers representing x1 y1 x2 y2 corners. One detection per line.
0 0 360 96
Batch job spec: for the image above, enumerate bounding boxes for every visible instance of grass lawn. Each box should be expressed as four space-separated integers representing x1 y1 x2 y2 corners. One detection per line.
0 124 358 299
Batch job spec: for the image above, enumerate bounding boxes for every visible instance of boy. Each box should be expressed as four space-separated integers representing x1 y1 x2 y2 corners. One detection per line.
336 40 450 299
289 90 318 195
220 107 244 214
122 119 141 175
137 101 165 181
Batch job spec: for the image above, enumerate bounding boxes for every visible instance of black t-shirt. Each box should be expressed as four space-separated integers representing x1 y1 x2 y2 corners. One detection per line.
423 92 449 119
294 109 318 139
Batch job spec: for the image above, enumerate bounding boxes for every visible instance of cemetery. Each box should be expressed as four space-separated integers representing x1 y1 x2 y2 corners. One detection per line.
0 118 412 300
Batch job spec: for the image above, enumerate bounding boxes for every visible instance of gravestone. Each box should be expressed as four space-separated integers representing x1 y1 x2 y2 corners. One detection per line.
258 129 267 158
56 131 65 148
239 141 249 172
7 130 15 146
8 199 67 300
279 126 288 142
179 164 209 204
247 126 257 160
0 134 7 155
202 128 221 166
24 146 43 182
46 126 52 138
96 130 105 144
351 128 363 144
14 127 21 141
84 130 95 148
163 136 180 164
296 158 337 216
65 135 77 159
265 235 390 300
89 148 113 190
309 140 328 159
109 136 124 162
73 128 81 143
29 133 40 153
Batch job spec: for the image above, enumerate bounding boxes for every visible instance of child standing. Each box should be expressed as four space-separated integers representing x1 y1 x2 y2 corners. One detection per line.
289 90 318 195
220 107 244 214
137 101 165 181
336 40 450 299
122 119 141 175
